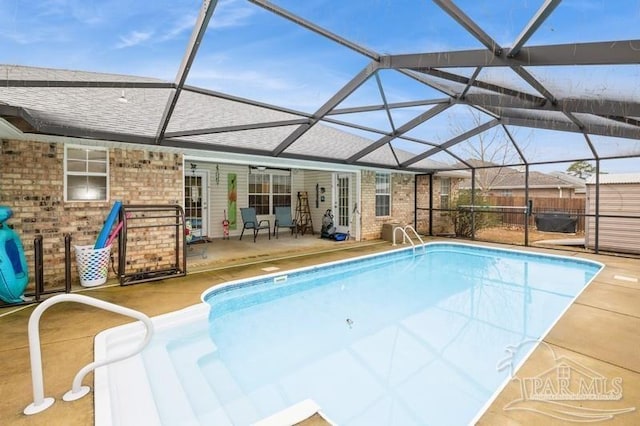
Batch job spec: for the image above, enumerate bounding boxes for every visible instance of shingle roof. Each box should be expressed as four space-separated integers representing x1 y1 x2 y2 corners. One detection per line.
459 166 585 190
0 65 457 172
2 62 638 174
1 65 162 83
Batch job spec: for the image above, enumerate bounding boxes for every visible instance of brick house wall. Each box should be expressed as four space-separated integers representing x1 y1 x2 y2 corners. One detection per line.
416 175 430 234
415 174 461 235
360 170 415 240
0 139 182 289
431 176 460 235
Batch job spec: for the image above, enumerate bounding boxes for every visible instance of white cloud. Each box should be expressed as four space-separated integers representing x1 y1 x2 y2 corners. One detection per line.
210 0 255 29
190 67 295 91
187 63 340 111
116 30 154 49
159 13 198 42
35 0 68 18
2 29 58 45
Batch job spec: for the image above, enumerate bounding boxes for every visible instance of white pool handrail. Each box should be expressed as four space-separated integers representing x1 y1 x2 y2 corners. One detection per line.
23 293 154 415
403 225 426 255
393 225 426 256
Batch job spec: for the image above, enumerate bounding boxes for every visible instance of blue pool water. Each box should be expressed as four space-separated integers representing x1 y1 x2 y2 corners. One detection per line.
142 243 602 425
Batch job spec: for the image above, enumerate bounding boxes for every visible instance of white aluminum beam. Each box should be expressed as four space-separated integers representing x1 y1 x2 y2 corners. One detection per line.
155 0 217 145
510 66 557 104
509 0 562 58
184 84 312 117
164 119 311 138
329 98 450 115
417 67 546 103
433 0 503 55
385 40 640 69
500 114 640 140
2 80 173 89
347 102 453 162
402 119 501 167
271 62 380 156
462 93 640 117
500 124 528 164
248 0 380 61
460 67 482 98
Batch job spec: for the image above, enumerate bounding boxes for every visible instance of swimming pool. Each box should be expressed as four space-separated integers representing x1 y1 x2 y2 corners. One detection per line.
95 243 602 425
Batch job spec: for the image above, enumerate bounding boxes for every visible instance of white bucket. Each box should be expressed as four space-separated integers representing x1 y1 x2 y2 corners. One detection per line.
74 245 111 287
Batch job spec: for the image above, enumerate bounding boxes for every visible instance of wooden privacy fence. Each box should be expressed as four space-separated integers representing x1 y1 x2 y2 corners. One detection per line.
486 196 586 232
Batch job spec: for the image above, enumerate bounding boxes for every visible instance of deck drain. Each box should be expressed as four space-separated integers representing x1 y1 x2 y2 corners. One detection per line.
261 266 280 272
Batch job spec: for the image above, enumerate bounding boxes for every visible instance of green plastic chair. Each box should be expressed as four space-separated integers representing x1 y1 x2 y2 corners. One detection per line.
239 207 271 242
274 206 297 239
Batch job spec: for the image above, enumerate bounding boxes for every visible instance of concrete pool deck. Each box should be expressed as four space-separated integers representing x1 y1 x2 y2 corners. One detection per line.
0 236 638 425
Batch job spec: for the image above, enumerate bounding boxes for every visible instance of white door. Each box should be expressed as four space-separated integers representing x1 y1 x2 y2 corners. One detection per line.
333 173 351 234
184 170 208 238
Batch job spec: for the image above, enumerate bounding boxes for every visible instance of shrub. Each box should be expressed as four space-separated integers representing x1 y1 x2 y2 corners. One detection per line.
451 191 498 238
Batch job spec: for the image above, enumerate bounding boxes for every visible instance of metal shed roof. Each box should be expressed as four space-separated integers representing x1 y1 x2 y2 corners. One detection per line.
586 173 640 185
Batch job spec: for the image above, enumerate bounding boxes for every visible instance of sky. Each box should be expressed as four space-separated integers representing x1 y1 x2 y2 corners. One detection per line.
1 0 639 173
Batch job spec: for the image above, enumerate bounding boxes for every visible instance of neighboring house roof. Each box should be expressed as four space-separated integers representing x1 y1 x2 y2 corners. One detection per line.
459 166 586 190
586 173 640 185
547 171 587 193
0 65 450 173
435 169 471 179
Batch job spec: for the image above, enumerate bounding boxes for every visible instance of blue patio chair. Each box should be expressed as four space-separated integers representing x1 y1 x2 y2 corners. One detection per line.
239 207 271 242
274 206 297 239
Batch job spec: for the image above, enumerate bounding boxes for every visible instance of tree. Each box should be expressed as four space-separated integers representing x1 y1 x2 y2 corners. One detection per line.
450 109 531 194
566 160 595 179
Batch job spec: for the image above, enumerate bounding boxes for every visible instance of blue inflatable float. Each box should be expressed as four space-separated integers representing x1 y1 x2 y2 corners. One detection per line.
95 200 122 249
0 206 28 304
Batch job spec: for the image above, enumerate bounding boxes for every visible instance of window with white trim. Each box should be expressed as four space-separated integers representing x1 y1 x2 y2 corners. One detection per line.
248 170 291 215
375 173 391 216
440 177 451 209
64 145 108 201
272 175 292 211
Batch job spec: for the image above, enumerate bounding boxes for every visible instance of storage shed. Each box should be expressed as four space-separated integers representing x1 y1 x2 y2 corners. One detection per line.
585 174 640 254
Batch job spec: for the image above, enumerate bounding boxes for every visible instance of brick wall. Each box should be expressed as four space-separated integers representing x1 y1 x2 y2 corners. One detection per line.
415 174 465 235
360 171 416 240
0 139 182 288
430 176 460 234
111 149 183 279
416 174 430 234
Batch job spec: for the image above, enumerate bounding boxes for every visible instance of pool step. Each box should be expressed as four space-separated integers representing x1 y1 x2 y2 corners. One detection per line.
142 342 219 426
95 352 162 426
167 337 234 425
198 356 294 425
109 336 236 426
142 335 286 426
199 357 261 424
